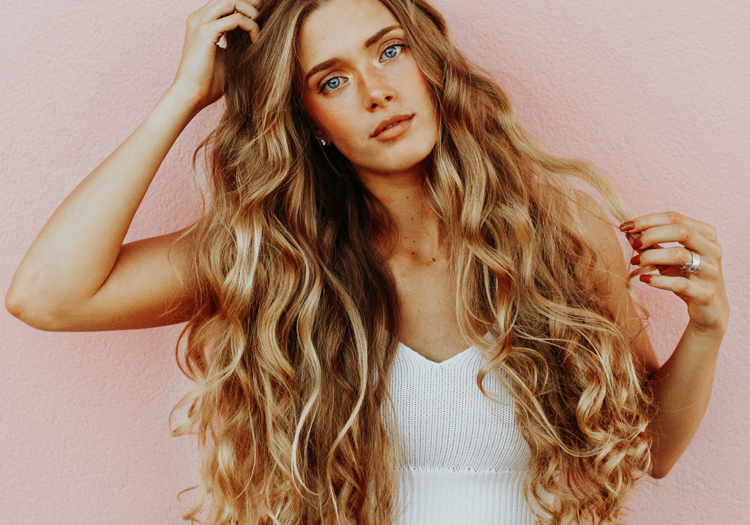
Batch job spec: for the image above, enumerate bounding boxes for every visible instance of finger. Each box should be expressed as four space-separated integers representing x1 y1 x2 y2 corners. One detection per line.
620 211 718 242
201 12 260 44
630 223 719 259
202 0 260 25
631 247 718 278
639 274 715 304
190 0 259 24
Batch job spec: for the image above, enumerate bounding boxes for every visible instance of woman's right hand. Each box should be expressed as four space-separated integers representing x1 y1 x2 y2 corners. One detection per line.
5 1 263 332
171 0 260 113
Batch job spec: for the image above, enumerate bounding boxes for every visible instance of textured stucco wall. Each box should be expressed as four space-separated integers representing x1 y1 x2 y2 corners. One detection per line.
1 0 748 523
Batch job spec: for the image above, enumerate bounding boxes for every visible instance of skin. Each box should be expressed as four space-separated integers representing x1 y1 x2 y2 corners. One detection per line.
297 0 464 360
296 6 730 481
5 0 729 480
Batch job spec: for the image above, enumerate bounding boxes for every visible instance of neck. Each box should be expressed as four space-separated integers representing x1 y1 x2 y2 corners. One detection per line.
356 162 445 263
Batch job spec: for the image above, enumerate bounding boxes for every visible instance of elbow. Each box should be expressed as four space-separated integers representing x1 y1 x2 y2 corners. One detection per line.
649 466 671 480
5 286 67 332
648 457 675 480
4 284 30 323
5 286 22 319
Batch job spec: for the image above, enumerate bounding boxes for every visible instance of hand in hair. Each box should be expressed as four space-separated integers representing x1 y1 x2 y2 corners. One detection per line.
171 0 261 113
619 211 727 477
621 212 728 334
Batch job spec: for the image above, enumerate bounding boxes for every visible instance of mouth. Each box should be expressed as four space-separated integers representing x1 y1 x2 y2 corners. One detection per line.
371 114 415 141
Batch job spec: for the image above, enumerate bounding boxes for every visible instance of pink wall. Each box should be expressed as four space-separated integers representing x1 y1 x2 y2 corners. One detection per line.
1 0 747 523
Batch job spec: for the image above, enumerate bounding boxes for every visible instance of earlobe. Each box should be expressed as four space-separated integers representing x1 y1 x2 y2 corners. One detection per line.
310 123 330 146
315 131 332 147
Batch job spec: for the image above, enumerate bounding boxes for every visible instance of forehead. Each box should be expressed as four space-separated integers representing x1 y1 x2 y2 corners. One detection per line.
298 0 399 69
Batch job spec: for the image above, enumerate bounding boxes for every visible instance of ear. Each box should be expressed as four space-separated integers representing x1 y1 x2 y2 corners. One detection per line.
312 126 332 146
299 102 332 145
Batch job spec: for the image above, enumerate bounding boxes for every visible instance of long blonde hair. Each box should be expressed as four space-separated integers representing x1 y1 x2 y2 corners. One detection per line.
172 1 653 523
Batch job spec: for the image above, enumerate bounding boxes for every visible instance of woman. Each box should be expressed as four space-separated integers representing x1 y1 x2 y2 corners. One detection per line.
5 0 728 523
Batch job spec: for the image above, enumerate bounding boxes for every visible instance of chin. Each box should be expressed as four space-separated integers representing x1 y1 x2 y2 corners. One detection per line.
365 137 437 175
366 152 432 176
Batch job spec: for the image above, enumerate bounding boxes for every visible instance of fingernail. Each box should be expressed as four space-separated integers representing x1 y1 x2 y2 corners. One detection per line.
630 254 641 265
632 237 643 250
639 274 652 284
619 221 635 232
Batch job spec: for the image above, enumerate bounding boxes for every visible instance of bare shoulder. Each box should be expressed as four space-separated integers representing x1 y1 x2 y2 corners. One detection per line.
570 189 661 375
571 189 624 265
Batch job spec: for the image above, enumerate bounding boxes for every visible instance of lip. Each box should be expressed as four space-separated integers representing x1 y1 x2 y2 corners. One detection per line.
371 114 415 141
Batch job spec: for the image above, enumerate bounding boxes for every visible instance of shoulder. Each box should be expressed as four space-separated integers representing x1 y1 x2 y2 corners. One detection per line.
572 189 620 245
569 189 628 276
569 189 661 376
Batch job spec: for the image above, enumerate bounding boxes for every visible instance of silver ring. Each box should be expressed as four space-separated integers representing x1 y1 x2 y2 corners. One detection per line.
679 250 701 272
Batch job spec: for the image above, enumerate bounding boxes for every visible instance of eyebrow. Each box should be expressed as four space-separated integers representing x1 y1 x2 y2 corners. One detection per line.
303 25 402 86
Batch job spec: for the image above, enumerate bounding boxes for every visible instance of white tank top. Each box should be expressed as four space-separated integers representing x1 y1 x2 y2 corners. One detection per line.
381 340 537 525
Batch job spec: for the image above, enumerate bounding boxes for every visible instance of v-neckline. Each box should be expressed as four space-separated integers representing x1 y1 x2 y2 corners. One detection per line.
397 341 476 367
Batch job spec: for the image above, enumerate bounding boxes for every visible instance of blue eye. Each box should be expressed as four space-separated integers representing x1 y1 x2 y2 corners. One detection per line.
381 44 405 61
319 76 345 93
317 43 406 94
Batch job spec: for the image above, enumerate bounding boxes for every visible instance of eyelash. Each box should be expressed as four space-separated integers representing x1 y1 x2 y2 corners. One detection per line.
318 43 408 94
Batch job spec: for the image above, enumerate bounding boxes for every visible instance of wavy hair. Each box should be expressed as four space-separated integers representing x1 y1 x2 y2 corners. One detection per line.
172 0 654 524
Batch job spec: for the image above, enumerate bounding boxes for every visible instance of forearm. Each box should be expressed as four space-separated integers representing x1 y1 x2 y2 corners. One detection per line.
646 321 724 478
7 89 198 317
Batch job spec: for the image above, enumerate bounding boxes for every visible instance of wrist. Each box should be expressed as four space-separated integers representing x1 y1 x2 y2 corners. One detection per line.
141 90 201 138
159 86 204 124
686 318 727 343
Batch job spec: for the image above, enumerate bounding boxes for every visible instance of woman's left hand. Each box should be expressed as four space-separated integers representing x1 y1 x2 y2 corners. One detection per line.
619 212 729 334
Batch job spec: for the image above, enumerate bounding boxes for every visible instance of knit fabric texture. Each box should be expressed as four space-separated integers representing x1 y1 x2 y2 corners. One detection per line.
381 341 536 525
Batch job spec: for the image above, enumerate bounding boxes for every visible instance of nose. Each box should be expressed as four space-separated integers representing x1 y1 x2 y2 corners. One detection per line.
361 66 395 110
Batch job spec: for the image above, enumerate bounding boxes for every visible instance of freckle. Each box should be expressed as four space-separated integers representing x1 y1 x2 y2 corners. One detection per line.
411 252 415 255
432 258 436 262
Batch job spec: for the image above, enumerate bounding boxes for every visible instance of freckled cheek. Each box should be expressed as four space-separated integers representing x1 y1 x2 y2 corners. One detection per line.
317 107 370 157
324 109 359 139
419 82 437 118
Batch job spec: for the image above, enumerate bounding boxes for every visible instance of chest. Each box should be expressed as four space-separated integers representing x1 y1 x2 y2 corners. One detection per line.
387 254 469 363
382 342 531 472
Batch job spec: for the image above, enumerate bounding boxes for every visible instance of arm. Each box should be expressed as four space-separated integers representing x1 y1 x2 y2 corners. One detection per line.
619 211 728 478
644 318 723 478
5 88 199 331
5 0 262 331
576 194 729 479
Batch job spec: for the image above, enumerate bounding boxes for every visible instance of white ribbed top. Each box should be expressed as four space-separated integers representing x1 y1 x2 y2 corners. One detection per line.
381 341 537 525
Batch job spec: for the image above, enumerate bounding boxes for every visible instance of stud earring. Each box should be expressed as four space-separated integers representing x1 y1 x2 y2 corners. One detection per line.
318 137 328 147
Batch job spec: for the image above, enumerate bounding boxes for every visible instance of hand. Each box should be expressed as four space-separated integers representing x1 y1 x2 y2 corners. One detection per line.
619 212 729 334
170 0 260 113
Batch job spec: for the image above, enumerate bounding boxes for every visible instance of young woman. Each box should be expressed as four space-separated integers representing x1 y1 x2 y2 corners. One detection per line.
6 0 728 524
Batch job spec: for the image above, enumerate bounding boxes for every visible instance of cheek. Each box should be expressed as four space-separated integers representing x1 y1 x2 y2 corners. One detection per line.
307 100 363 148
316 105 371 163
322 107 359 140
414 74 438 124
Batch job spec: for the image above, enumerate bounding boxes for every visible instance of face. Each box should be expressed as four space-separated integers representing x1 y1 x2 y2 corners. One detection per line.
298 0 439 179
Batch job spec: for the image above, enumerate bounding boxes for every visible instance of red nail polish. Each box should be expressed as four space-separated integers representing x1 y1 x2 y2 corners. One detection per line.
630 255 641 265
640 274 652 284
632 237 643 250
619 221 635 232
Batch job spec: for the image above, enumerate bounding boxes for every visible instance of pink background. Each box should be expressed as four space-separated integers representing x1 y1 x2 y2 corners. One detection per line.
1 0 748 523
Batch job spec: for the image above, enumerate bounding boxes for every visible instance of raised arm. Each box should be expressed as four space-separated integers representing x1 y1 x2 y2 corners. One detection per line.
575 192 728 479
5 0 261 331
618 211 728 478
